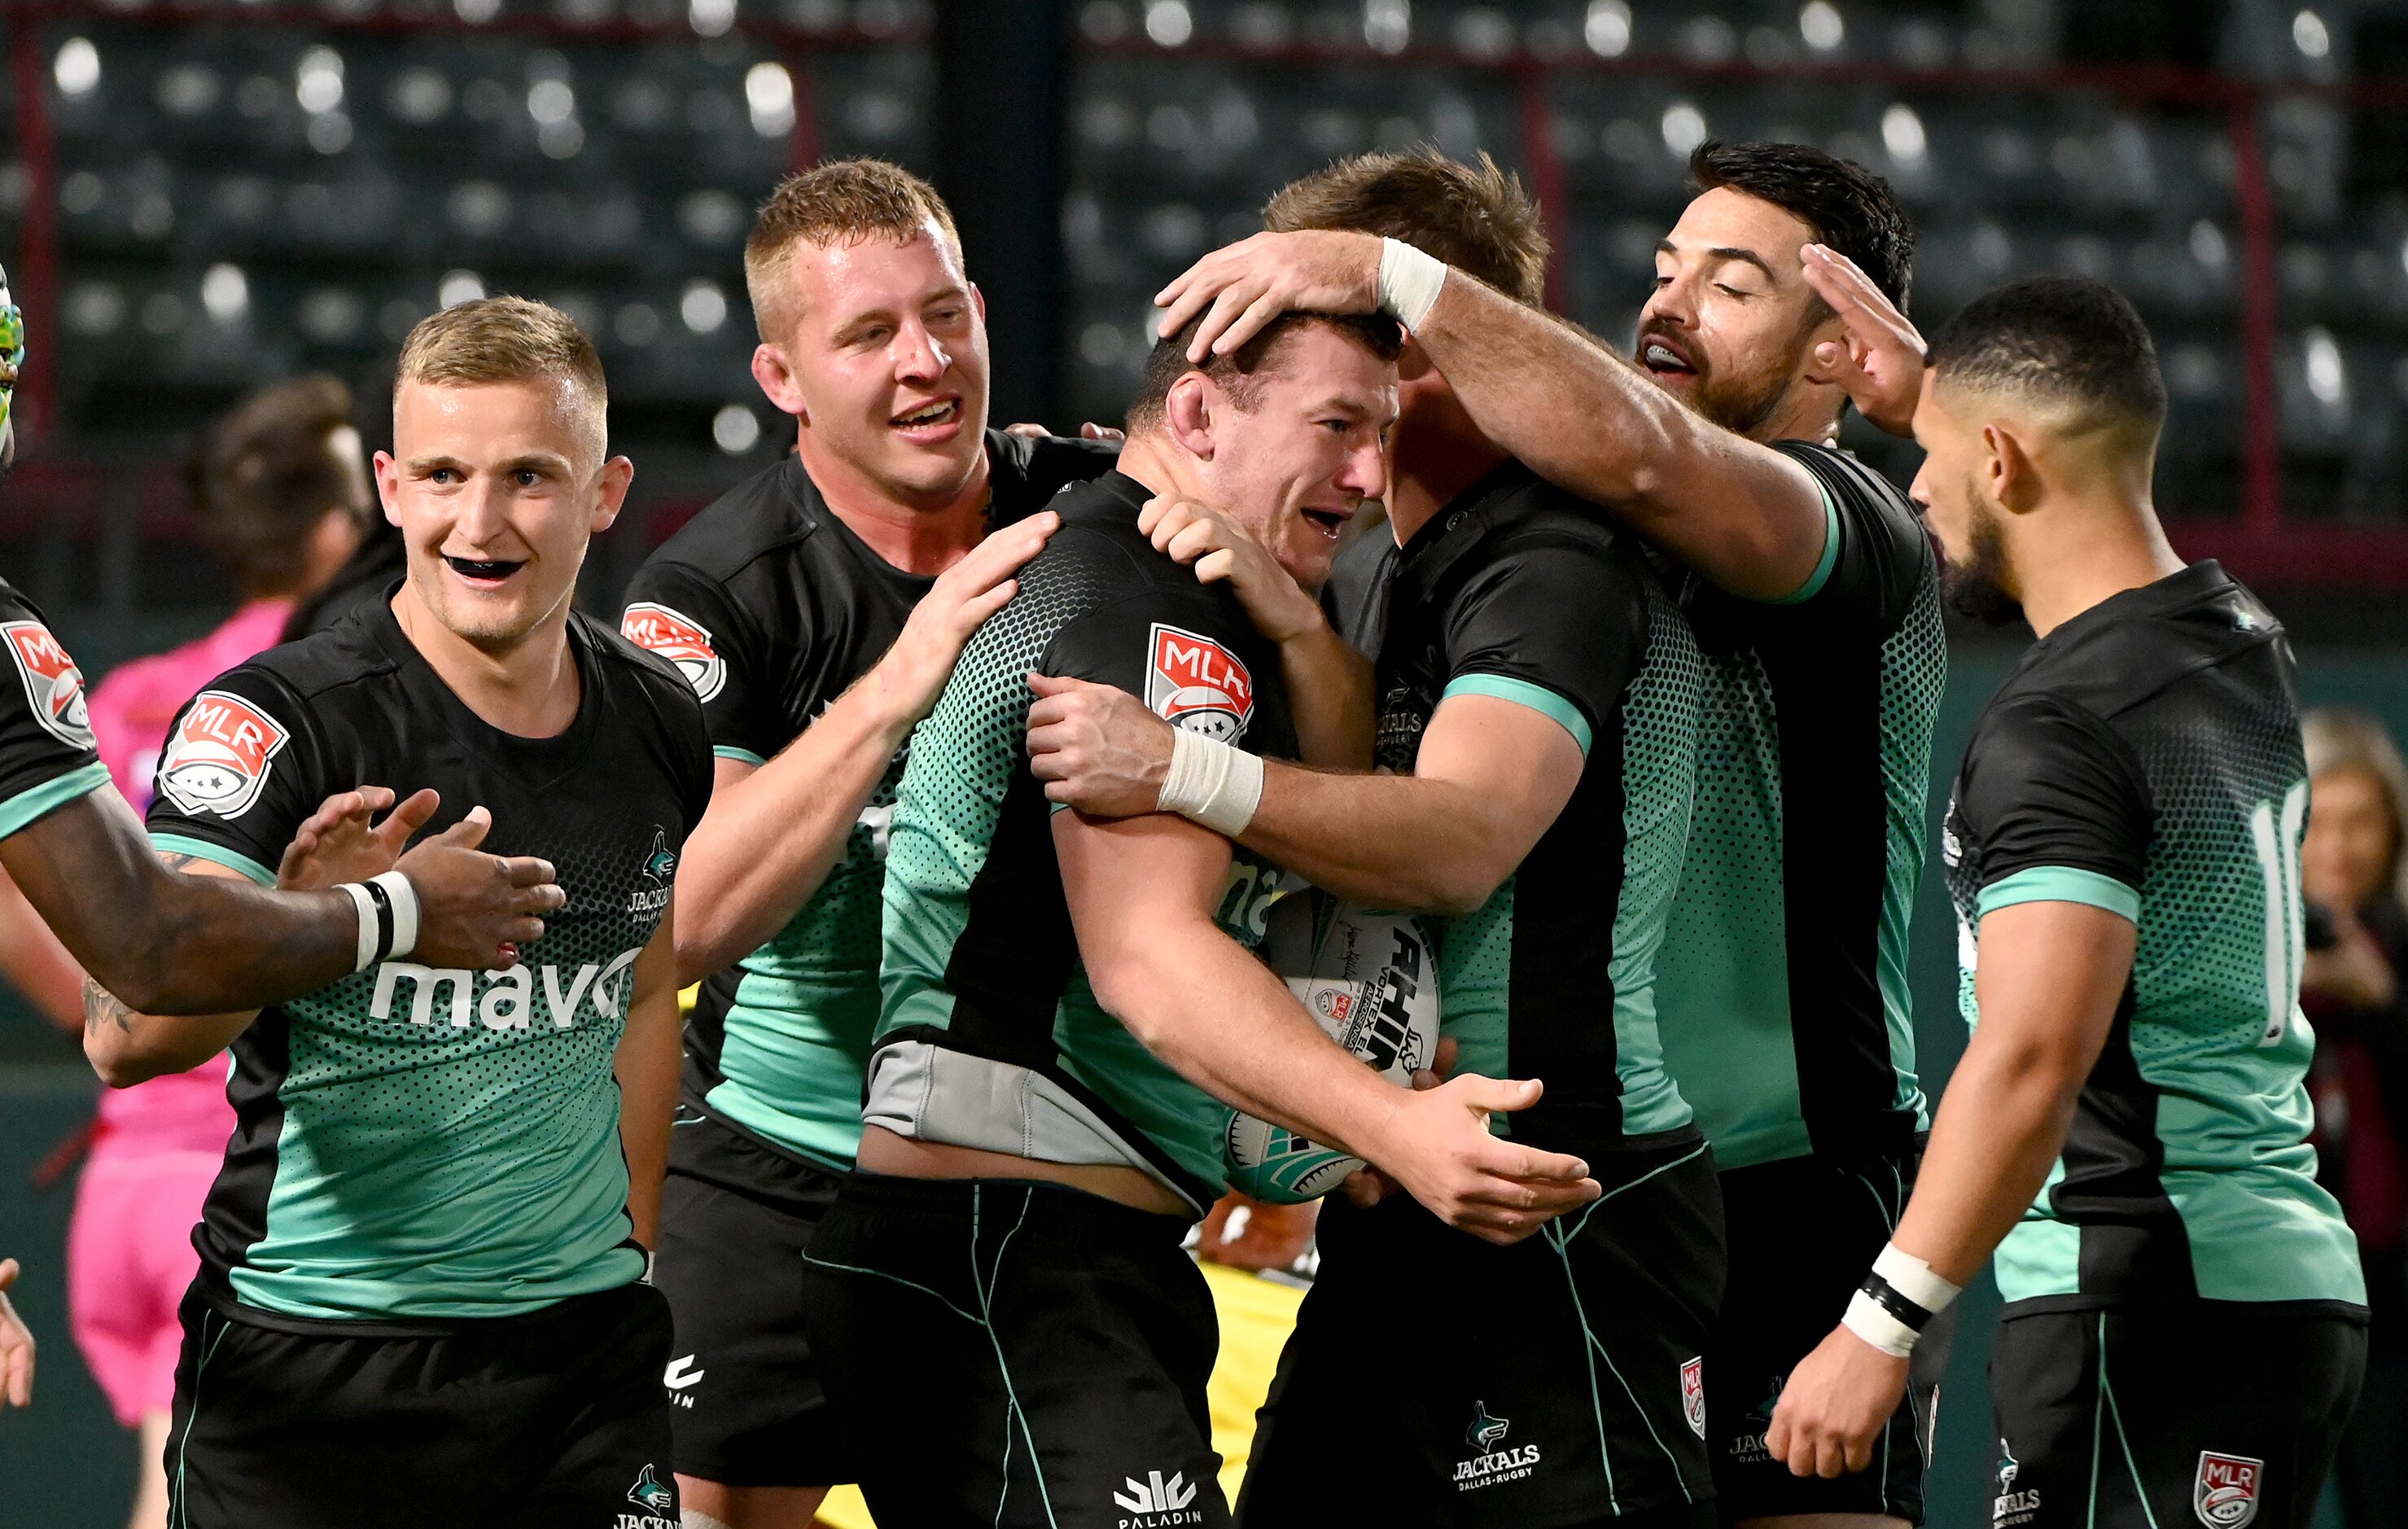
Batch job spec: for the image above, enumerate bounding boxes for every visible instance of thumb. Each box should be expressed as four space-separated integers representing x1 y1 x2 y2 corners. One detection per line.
1027 672 1116 699
1455 1075 1545 1115
386 788 441 836
0 1257 16 1292
436 804 493 849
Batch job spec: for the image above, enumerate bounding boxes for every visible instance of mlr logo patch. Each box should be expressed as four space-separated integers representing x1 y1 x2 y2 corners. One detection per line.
2195 1452 2264 1528
1146 623 1253 741
1681 1356 1706 1439
621 602 726 703
0 619 92 750
158 690 288 819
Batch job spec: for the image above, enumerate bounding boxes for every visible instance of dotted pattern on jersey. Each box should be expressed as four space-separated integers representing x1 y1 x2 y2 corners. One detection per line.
1872 572 1946 1097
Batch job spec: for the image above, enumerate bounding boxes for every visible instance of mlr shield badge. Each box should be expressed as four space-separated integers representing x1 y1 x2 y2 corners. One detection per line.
1681 1357 1706 1439
2194 1452 2264 1528
1146 623 1253 741
1 619 92 750
158 690 288 820
621 602 727 703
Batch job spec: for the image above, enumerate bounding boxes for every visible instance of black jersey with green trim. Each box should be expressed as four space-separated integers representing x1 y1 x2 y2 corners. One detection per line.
1942 561 2362 1310
870 470 1298 1214
0 574 107 838
619 430 1114 1170
1354 463 1702 1150
143 596 713 1325
1651 440 1946 1169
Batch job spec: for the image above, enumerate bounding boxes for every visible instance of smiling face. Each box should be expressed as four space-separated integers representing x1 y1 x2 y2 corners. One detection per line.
376 375 630 654
1184 325 1397 589
753 223 990 510
1639 186 1836 438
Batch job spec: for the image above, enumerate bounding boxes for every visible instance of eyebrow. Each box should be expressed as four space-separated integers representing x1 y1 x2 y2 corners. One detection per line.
1657 239 1780 283
407 452 569 475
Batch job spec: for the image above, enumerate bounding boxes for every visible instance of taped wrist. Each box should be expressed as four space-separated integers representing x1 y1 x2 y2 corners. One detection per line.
1156 728 1263 838
339 870 423 974
1377 237 1447 331
1842 1243 1963 1358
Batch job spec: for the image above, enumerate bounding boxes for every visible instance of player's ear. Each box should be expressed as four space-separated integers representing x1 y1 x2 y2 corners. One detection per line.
1985 421 2042 515
372 449 405 528
1164 372 1216 460
1396 333 1438 383
970 281 987 323
592 456 635 532
751 343 807 423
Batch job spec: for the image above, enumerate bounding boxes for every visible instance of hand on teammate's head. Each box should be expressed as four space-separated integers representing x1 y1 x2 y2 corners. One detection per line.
1155 230 1386 363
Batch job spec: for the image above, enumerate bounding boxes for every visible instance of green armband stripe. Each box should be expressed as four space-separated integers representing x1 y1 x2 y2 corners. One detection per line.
149 834 278 888
712 745 768 767
1771 480 1842 606
1440 674 1591 756
0 760 110 841
1977 865 2140 924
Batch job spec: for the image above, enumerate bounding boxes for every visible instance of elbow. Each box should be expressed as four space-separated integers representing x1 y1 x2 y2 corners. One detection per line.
84 1035 152 1090
1419 852 1513 918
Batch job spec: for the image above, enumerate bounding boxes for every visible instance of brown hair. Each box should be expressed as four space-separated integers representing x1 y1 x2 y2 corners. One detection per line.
1127 310 1403 432
1263 149 1548 307
2305 706 2408 912
395 296 608 454
186 374 369 600
744 158 964 341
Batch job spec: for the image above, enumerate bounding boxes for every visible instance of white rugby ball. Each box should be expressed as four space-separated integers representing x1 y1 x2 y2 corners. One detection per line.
1224 893 1441 1204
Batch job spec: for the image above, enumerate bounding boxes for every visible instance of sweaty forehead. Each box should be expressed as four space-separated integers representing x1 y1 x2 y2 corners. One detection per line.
396 376 602 466
784 223 965 318
1664 186 1818 265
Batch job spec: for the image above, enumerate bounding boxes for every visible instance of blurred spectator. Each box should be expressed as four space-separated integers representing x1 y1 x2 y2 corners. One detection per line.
2301 706 2408 1529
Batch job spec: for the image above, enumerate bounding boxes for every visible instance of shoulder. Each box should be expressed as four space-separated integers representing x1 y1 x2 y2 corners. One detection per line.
984 429 1120 516
641 458 815 584
579 613 708 721
230 618 397 711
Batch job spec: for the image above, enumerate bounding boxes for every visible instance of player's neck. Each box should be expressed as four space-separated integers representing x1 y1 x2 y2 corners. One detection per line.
2016 498 2185 639
390 585 583 739
795 437 992 577
1110 432 1201 506
1745 387 1841 449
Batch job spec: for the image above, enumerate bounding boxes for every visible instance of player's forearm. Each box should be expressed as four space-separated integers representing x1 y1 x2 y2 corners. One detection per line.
1889 1025 2086 1288
1239 764 1513 915
81 975 257 1088
1278 620 1373 770
672 693 904 983
614 980 679 1250
0 865 89 1033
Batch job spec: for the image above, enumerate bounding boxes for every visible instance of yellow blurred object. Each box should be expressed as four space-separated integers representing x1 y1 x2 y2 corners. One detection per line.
808 1260 1305 1528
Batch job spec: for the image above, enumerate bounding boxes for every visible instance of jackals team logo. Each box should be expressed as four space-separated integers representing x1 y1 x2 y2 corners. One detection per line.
0 620 91 750
158 690 288 819
618 1462 676 1527
1681 1356 1707 1439
621 602 726 703
1455 1400 1542 1493
630 827 676 918
2195 1452 2265 1528
1994 1439 2042 1527
1145 623 1253 741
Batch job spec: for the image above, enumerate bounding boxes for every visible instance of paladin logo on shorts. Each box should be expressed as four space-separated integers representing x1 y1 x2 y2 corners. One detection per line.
662 1355 704 1409
1456 1401 1541 1492
1681 1356 1707 1439
621 602 727 702
1145 623 1253 740
1994 1439 2041 1527
158 690 289 819
2194 1452 2265 1529
0 619 91 749
1112 1469 1204 1527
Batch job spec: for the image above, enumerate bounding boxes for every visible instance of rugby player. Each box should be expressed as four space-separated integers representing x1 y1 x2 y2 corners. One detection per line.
800 304 1599 1529
1033 150 1721 1529
616 159 1108 1529
1145 142 1946 1529
1767 280 2365 1529
85 297 713 1529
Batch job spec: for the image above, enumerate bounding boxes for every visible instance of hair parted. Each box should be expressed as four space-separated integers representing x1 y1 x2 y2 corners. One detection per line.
186 374 368 599
1689 139 1915 310
1263 149 1549 307
744 158 964 340
1128 311 1403 432
1925 276 2168 433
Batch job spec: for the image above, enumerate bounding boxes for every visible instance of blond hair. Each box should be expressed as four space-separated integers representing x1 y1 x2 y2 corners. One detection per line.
2305 706 2408 912
743 159 963 342
395 296 607 458
1264 149 1549 308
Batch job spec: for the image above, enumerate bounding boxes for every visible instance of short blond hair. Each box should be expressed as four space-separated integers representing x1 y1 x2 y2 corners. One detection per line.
743 159 963 342
396 296 607 457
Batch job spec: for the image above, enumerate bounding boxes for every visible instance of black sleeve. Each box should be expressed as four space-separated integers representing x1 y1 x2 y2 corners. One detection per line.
1767 440 1931 630
620 559 788 766
986 429 1121 522
1043 588 1284 756
0 590 108 838
1956 692 2152 919
1437 531 1643 757
143 665 327 885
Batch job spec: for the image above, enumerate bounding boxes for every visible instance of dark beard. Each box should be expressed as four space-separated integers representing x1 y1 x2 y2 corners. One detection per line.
1941 497 2024 627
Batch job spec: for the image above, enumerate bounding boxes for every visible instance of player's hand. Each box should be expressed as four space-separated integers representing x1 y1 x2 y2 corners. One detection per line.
1338 1036 1456 1208
278 785 422 889
861 511 1059 734
392 805 565 970
1764 1322 1909 1479
0 1258 33 1407
1004 421 1125 442
1364 1074 1600 1246
1802 244 1926 437
1196 1192 1319 1272
1139 495 1324 643
1026 673 1173 817
1156 230 1386 362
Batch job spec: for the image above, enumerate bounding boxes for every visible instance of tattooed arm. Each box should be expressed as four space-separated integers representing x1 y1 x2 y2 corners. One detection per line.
82 854 269 1087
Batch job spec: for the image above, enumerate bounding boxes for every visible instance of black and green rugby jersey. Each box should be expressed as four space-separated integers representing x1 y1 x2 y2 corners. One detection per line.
0 575 108 837
145 595 714 1325
1651 440 1945 1169
620 430 1114 1171
1348 463 1702 1151
1943 561 2362 1310
869 469 1298 1215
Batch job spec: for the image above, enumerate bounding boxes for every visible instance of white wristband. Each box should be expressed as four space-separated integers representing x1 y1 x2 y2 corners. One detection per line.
1377 236 1447 331
1157 727 1264 839
1843 1288 1921 1358
371 870 421 960
338 881 379 974
1872 1243 1962 1315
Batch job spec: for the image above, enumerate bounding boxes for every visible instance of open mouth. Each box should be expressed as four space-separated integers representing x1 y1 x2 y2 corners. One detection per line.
1640 336 1697 379
1299 506 1349 541
444 554 525 585
890 396 961 432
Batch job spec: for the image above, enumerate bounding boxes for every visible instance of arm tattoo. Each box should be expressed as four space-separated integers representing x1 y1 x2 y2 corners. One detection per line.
82 975 134 1037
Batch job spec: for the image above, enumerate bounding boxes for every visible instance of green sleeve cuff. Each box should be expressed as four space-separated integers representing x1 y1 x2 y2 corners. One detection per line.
0 760 110 841
1440 674 1591 756
1771 479 1842 605
149 833 278 887
1977 865 2141 924
711 745 768 767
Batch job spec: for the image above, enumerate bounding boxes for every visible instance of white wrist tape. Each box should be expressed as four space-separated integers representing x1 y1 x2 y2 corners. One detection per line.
1872 1243 1963 1315
371 870 421 960
1377 236 1447 331
1157 727 1263 838
339 882 379 974
1843 1288 1921 1358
